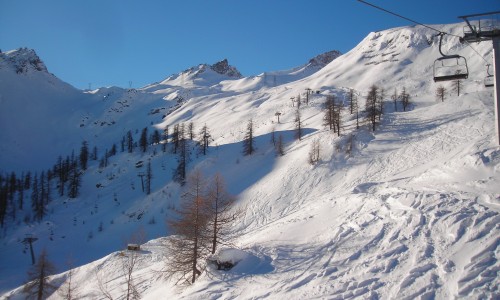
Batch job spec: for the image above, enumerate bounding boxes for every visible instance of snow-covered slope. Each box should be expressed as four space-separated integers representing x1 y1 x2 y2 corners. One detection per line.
1 23 499 299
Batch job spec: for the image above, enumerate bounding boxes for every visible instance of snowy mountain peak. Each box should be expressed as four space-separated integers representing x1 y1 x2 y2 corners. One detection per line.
147 59 242 91
210 58 242 78
0 48 48 74
307 50 342 67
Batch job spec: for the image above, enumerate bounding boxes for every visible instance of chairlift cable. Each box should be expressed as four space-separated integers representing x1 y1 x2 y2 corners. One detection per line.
357 0 491 64
357 0 445 34
462 40 490 64
356 0 461 38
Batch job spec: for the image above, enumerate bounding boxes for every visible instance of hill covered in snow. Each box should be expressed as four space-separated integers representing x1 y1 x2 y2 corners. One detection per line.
0 23 499 299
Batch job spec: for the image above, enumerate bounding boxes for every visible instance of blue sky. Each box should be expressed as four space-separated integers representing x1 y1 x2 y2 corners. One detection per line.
0 0 497 89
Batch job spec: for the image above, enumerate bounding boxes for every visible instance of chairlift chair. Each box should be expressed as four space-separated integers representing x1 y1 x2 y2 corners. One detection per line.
484 64 494 87
485 75 494 87
433 33 469 82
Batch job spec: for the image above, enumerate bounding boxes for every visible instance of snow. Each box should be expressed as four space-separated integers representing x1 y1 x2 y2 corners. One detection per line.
0 23 499 299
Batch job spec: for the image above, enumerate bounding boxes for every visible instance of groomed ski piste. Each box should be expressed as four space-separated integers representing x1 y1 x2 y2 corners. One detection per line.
0 23 498 299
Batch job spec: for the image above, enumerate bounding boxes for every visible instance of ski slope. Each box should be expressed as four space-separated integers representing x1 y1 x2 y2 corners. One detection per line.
0 23 498 299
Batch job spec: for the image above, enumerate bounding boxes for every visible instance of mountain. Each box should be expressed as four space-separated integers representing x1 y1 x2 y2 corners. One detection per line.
1 23 499 299
0 55 241 172
143 58 242 93
0 48 89 171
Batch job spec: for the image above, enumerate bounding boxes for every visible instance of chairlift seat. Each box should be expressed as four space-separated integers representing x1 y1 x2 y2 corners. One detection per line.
484 75 494 87
433 55 469 82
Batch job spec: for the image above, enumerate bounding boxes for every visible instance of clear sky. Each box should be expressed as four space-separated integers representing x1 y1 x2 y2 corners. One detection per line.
0 0 497 89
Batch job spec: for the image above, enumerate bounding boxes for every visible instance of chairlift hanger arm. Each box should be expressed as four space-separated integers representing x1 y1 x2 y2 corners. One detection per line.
437 33 447 57
436 33 460 58
487 64 493 76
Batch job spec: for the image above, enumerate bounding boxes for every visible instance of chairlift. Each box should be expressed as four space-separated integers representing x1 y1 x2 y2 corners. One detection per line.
433 33 469 82
484 64 494 87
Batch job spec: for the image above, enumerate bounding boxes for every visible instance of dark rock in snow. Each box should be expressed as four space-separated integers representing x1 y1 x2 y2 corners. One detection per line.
210 58 242 78
308 50 342 68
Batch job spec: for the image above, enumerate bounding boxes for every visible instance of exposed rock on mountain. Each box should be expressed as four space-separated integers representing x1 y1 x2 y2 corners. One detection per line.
0 48 48 74
210 58 242 78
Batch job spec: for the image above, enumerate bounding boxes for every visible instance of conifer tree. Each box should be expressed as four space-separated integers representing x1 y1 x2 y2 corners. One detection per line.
145 160 152 195
400 87 411 111
242 119 255 156
68 166 81 199
31 174 43 221
172 124 180 154
294 109 303 140
17 178 24 210
8 172 16 201
140 127 149 153
92 146 98 160
55 156 65 197
121 136 126 153
348 88 356 115
198 124 211 156
24 172 32 190
152 129 161 145
127 130 134 153
40 171 51 206
173 124 188 185
188 122 195 140
365 84 379 131
0 180 7 227
276 134 285 156
79 141 89 170
109 144 117 156
391 88 399 111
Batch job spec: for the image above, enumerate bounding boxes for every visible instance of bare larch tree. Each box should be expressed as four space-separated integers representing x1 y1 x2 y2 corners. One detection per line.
23 249 57 300
308 138 320 165
436 85 446 102
166 170 211 284
400 87 411 111
365 84 379 131
206 173 238 254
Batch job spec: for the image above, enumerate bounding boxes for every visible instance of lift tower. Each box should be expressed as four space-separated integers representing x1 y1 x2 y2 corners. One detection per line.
459 11 500 145
22 234 38 265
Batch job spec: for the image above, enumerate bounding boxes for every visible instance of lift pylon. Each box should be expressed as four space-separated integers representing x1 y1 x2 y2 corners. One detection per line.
459 11 500 145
